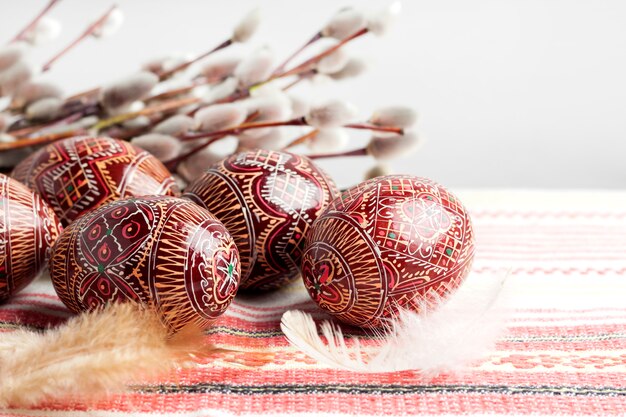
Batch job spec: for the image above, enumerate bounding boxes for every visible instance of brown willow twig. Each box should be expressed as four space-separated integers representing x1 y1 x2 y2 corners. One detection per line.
179 118 306 142
344 123 403 135
269 27 368 81
307 147 368 159
10 0 62 43
284 129 319 149
271 32 322 76
42 5 118 72
93 96 200 131
163 110 260 170
0 129 87 151
157 39 233 81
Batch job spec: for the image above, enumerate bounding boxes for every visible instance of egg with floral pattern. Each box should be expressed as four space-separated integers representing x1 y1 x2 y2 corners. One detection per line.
301 175 475 328
49 196 240 332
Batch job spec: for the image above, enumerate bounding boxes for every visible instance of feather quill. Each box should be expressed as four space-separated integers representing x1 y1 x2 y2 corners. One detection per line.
281 273 509 374
0 302 205 408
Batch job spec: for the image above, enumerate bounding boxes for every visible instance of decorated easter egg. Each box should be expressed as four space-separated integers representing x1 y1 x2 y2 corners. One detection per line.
301 175 475 328
0 173 62 302
11 136 180 225
184 149 339 291
49 196 240 332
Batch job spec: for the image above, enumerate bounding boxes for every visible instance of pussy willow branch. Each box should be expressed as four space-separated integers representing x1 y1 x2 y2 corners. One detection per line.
307 147 368 159
42 5 118 72
271 32 322 76
5 16 368 143
269 27 368 81
157 39 233 81
0 129 86 151
284 128 319 149
163 110 260 170
10 0 62 44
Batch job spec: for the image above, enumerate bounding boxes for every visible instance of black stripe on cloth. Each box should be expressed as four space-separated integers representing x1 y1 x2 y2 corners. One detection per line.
133 383 626 397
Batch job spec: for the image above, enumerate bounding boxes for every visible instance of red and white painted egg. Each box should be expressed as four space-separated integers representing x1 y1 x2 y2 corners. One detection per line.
0 173 62 302
184 149 339 291
11 136 180 225
301 175 475 328
49 196 240 332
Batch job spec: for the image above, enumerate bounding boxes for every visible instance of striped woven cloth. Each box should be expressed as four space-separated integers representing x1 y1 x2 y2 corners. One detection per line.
1 190 625 416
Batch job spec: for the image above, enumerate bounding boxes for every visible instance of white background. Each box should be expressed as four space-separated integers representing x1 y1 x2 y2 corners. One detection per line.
1 0 625 189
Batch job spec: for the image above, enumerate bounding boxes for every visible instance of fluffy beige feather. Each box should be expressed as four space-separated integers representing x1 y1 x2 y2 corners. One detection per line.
0 303 204 408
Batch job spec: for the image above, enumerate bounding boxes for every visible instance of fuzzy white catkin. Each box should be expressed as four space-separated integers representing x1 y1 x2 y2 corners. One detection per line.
92 8 124 38
141 56 186 75
153 115 196 136
232 9 261 43
367 131 422 160
316 45 350 75
0 113 11 132
364 163 392 180
104 100 145 117
0 44 27 72
245 94 292 121
177 146 224 182
329 57 367 80
241 95 292 139
100 71 158 111
195 103 247 132
370 106 418 129
289 94 310 119
307 128 349 153
0 61 34 97
305 100 358 128
367 1 402 36
26 97 62 121
239 128 289 151
200 55 241 84
203 77 238 103
234 48 274 88
13 81 63 108
322 8 366 40
131 133 182 161
23 17 62 46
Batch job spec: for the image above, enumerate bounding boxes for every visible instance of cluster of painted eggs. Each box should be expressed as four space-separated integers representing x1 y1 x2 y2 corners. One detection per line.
0 135 475 331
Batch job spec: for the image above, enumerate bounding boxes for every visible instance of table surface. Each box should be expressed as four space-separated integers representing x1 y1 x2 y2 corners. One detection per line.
1 190 625 416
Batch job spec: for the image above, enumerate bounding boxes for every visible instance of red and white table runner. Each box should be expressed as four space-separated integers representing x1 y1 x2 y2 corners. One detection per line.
1 190 625 416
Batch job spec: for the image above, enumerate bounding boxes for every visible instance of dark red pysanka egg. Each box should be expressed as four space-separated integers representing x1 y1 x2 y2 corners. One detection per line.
11 136 180 225
49 196 240 332
0 174 62 302
301 175 475 328
184 149 339 291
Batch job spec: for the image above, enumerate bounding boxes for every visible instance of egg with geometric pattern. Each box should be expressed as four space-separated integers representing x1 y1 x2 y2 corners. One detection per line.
301 175 475 328
0 174 62 302
11 136 180 226
49 195 240 333
184 149 339 291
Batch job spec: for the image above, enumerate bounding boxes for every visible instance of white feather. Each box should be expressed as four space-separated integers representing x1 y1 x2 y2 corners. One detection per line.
281 273 510 373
